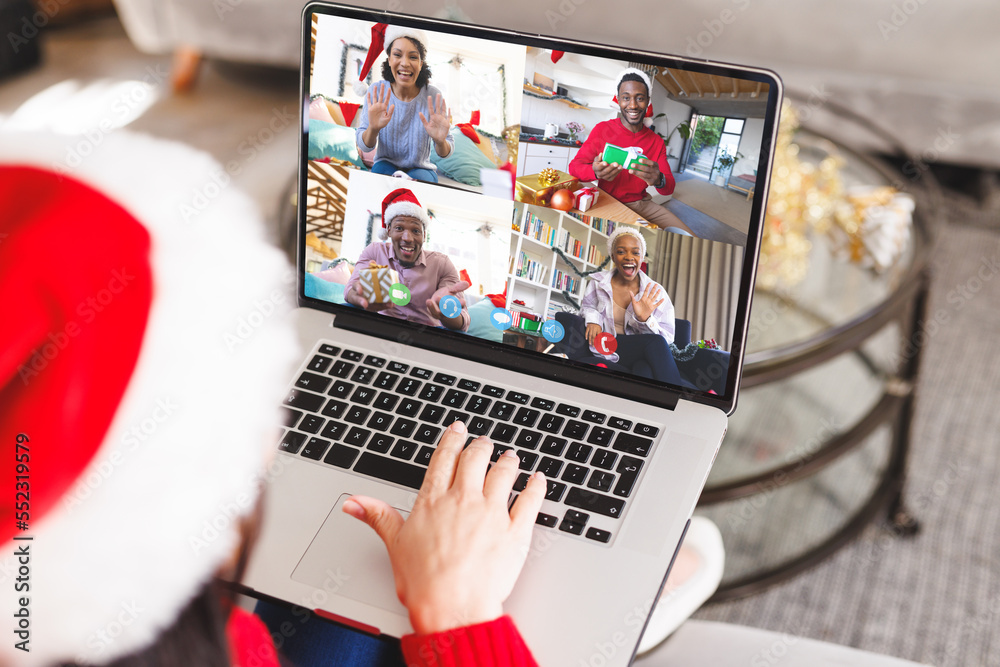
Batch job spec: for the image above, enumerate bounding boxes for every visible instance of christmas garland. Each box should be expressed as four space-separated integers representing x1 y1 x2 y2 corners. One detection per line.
551 246 610 276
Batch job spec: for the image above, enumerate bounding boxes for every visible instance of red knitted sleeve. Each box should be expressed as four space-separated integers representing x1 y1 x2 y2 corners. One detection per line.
400 616 538 667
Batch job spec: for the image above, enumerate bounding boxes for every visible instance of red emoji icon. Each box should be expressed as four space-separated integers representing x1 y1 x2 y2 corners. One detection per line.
594 332 618 356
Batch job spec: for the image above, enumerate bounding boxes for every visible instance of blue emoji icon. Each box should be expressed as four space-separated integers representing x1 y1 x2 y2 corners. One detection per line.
438 295 462 319
490 308 512 331
541 319 565 343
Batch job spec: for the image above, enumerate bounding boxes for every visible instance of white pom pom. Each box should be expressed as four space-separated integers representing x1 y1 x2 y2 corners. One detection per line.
353 80 369 97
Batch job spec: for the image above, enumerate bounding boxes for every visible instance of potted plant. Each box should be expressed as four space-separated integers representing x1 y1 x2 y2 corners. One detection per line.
565 121 585 143
714 149 743 187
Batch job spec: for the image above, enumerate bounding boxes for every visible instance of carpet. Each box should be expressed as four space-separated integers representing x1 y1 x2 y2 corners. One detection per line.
670 176 754 235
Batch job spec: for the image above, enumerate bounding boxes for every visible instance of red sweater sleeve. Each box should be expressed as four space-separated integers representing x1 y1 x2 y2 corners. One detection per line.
649 135 675 196
568 124 606 182
400 616 538 667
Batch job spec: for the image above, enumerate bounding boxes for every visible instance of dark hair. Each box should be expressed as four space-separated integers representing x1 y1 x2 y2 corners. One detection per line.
618 73 649 97
381 36 432 89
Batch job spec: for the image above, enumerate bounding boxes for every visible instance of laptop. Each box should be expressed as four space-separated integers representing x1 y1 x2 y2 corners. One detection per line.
238 2 781 664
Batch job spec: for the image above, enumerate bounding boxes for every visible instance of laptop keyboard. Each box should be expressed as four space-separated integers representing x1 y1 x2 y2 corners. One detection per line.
278 342 660 546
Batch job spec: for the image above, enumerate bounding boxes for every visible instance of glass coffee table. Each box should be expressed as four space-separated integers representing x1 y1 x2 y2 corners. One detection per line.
695 129 936 601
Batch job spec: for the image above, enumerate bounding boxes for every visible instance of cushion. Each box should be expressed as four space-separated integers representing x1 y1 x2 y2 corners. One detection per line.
304 272 346 303
307 119 363 167
466 298 504 343
430 128 498 187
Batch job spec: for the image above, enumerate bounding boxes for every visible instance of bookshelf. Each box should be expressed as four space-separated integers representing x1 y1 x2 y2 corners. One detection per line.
507 202 617 322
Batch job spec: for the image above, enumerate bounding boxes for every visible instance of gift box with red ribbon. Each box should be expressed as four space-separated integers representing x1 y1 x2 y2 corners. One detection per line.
573 186 600 212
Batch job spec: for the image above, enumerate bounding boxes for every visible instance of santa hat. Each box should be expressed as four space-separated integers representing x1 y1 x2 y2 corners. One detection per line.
0 129 297 666
353 23 430 97
607 225 647 262
379 187 430 240
611 67 655 127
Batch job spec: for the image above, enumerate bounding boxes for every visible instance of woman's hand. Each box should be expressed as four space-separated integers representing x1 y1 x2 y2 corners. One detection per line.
419 93 452 154
366 84 395 132
631 283 665 322
343 421 547 634
585 322 603 346
592 155 623 182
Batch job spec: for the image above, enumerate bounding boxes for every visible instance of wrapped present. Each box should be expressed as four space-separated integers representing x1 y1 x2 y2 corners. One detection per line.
515 170 579 207
573 186 600 212
357 264 399 304
601 143 644 169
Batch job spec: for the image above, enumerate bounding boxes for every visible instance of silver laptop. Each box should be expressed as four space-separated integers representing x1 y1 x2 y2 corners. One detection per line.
239 3 781 664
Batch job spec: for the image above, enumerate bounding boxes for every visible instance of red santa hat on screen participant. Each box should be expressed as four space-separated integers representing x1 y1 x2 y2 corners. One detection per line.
379 187 430 240
611 67 655 127
0 129 297 666
353 22 430 96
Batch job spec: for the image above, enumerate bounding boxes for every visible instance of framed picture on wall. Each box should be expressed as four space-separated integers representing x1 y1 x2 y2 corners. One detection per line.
340 43 371 97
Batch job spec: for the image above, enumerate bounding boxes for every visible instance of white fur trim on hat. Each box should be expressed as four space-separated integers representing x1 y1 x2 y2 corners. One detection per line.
383 26 429 55
379 200 430 240
616 67 652 94
607 225 647 262
0 129 298 666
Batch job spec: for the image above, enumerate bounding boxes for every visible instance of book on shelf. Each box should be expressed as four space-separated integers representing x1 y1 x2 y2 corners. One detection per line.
513 250 548 284
588 217 617 236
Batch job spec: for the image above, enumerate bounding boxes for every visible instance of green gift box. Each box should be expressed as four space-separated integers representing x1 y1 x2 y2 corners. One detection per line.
601 143 645 169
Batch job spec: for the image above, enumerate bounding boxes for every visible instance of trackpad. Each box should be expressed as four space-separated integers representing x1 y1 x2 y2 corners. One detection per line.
291 494 409 615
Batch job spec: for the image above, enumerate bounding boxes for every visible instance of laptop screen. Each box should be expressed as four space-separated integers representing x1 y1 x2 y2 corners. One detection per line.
299 4 780 412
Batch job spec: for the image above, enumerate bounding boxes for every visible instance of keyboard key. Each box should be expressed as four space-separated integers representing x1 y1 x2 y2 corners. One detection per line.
307 354 332 373
301 437 330 460
566 442 593 463
341 350 363 362
516 450 538 471
321 421 346 441
396 398 421 417
350 386 378 405
506 390 530 404
391 440 418 461
433 372 456 386
318 344 341 356
468 416 494 436
531 397 555 411
458 379 480 392
328 380 353 399
419 404 445 424
329 360 354 378
414 424 442 445
367 434 394 453
586 527 612 543
491 423 517 443
515 430 542 450
278 430 306 454
562 464 588 485
388 361 409 374
284 390 325 413
353 453 425 490
609 417 633 431
634 423 659 437
536 512 558 527
299 414 325 434
581 410 606 424
482 384 505 398
373 372 399 390
410 366 433 380
390 419 417 438
587 427 615 447
544 480 567 502
350 366 376 384
323 444 358 469
419 384 445 402
565 487 625 518
563 420 588 439
489 401 516 421
344 427 370 447
345 406 371 425
559 509 589 535
513 407 540 428
591 449 618 470
442 389 468 409
588 470 615 492
540 436 567 457
363 355 386 368
491 443 513 462
556 403 581 417
538 414 564 433
443 410 469 427
415 446 435 466
397 378 422 396
514 472 531 492
466 395 492 415
613 456 644 498
321 399 347 420
374 392 399 411
538 457 563 478
367 411 393 431
612 432 654 457
280 407 302 428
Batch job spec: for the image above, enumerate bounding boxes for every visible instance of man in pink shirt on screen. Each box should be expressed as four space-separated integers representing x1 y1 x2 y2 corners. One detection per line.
345 188 470 331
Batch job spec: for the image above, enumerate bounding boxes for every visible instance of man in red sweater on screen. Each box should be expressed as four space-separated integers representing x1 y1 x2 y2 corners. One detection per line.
569 68 693 233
